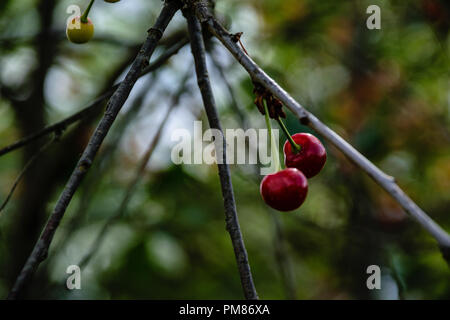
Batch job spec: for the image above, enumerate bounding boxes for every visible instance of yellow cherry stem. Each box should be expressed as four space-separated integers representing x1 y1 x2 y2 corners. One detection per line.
81 0 95 23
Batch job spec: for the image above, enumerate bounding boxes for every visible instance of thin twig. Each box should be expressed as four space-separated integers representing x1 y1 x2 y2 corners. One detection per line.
270 211 298 299
7 0 180 300
46 75 157 264
212 50 297 299
0 38 188 158
185 8 258 300
188 0 450 252
0 135 57 215
0 28 187 50
78 69 190 269
209 51 248 128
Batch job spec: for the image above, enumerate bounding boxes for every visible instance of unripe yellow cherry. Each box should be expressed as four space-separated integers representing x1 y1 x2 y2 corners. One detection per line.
66 17 94 44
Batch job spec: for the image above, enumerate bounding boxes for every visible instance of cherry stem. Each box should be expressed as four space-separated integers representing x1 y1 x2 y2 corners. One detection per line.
264 100 281 172
239 39 249 56
81 0 95 23
276 116 301 153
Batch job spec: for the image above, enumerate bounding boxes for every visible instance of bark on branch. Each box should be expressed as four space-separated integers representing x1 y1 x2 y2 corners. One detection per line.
0 136 57 215
187 0 450 251
7 0 180 300
185 8 259 300
78 69 191 269
0 38 188 158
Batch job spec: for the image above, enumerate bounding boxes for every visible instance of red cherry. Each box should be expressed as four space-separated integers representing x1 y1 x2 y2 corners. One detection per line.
260 168 308 211
283 133 326 178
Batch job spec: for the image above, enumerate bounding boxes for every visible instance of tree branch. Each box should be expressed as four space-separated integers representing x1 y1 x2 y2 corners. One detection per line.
44 75 157 271
211 50 297 298
0 38 188 158
6 0 180 300
185 8 259 300
0 28 187 51
79 69 190 269
210 51 249 129
270 211 298 299
0 135 57 215
188 0 450 251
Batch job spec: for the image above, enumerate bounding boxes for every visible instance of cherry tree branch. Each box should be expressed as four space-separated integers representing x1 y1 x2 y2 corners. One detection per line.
211 50 298 298
185 8 259 300
0 38 188 158
7 0 181 300
78 69 190 269
188 0 450 251
209 51 248 128
0 135 57 215
270 211 298 299
0 28 187 50
45 75 157 269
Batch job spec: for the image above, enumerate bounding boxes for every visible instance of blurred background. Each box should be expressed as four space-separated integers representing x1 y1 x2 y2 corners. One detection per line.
0 0 449 299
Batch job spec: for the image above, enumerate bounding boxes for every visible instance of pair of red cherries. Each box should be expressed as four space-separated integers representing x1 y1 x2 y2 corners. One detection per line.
260 133 326 211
